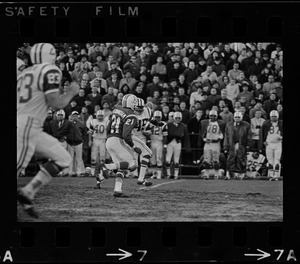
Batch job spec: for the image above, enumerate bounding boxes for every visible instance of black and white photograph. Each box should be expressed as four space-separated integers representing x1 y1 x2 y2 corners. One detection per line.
17 42 283 222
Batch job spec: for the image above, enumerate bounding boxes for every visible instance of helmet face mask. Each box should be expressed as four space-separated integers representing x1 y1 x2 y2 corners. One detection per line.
30 43 57 65
122 94 138 111
174 111 182 123
96 110 104 121
209 109 218 122
154 110 162 122
270 110 279 122
56 110 65 120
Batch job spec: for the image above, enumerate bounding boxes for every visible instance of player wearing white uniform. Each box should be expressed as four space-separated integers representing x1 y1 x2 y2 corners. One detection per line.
200 110 226 179
17 43 80 218
89 110 109 187
260 110 283 181
131 98 153 186
144 111 168 179
246 151 266 178
17 57 26 76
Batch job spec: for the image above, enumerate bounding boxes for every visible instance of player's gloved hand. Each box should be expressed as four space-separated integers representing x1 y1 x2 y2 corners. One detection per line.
203 138 210 143
133 147 142 155
164 144 167 149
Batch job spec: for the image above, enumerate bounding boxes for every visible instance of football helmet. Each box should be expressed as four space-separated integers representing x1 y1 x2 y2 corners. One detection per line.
30 43 57 65
17 57 25 76
56 109 65 120
96 110 104 121
154 110 162 119
234 111 243 119
270 110 279 118
122 94 138 111
135 98 145 115
174 111 182 123
209 109 218 121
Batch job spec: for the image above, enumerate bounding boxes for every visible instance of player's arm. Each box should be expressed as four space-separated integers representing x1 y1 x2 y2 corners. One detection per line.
43 65 80 110
183 124 191 152
162 122 168 145
122 115 138 147
143 121 152 137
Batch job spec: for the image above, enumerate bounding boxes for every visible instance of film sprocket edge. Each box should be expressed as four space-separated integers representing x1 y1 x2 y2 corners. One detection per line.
1 1 300 263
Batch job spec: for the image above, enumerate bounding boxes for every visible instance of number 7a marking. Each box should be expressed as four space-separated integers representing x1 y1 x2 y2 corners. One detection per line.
138 250 147 261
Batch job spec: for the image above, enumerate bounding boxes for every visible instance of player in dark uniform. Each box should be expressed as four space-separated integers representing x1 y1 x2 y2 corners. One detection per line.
100 94 142 197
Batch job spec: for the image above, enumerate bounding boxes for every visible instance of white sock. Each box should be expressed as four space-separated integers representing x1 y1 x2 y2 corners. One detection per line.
157 169 162 179
98 171 105 181
174 168 179 177
167 168 171 177
138 165 147 182
114 177 123 192
23 168 52 200
91 166 95 176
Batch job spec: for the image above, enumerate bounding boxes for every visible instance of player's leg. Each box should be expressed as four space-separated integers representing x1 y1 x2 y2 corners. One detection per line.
273 143 282 180
156 141 163 179
265 144 274 179
133 136 153 185
67 144 75 176
173 142 182 179
202 143 211 179
19 132 72 217
225 150 235 180
237 145 247 179
74 143 85 176
212 144 221 179
90 139 98 176
165 141 174 179
150 143 157 179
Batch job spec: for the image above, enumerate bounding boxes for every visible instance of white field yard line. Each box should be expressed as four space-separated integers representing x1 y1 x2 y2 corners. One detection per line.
139 180 186 190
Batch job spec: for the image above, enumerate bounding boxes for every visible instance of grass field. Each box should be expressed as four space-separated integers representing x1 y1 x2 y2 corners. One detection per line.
17 176 283 222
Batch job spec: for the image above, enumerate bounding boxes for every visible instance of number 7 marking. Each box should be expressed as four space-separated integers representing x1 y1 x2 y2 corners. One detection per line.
274 249 284 260
138 250 147 261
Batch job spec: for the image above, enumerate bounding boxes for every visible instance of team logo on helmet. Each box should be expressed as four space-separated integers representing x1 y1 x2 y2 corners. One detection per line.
122 94 138 111
30 43 56 65
135 98 145 114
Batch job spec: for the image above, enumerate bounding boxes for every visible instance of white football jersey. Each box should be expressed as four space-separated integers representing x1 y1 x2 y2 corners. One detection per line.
17 62 62 125
145 120 168 141
206 121 221 141
247 152 265 172
266 122 282 143
91 118 108 139
132 107 152 139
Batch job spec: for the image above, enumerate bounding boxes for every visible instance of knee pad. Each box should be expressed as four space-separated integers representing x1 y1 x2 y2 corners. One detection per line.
174 163 180 169
116 171 124 178
166 162 171 168
142 154 151 161
157 165 162 169
119 161 129 170
43 161 62 177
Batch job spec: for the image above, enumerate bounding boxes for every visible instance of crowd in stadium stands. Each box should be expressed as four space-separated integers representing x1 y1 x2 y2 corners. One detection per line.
17 42 283 177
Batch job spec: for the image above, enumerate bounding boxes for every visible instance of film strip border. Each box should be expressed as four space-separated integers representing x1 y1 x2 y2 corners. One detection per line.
0 2 300 39
2 223 297 262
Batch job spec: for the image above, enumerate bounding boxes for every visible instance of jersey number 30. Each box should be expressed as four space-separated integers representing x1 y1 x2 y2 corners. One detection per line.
17 73 33 103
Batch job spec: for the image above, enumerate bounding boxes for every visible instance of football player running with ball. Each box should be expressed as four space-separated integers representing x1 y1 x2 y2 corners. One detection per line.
17 43 80 218
165 111 191 179
102 94 142 197
131 98 153 186
200 110 226 179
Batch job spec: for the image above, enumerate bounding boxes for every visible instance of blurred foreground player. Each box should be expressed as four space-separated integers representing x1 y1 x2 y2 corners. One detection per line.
17 43 80 218
246 151 267 178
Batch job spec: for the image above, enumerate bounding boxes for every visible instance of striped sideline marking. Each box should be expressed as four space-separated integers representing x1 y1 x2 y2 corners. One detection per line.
139 180 186 190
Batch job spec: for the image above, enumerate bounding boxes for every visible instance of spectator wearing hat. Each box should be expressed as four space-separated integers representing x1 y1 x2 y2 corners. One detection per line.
146 75 163 97
208 87 221 106
262 75 277 98
64 100 81 119
261 53 270 68
263 93 278 118
123 55 140 78
246 57 264 79
271 44 283 60
103 61 123 80
66 111 87 177
226 78 240 105
101 87 117 110
87 86 102 109
241 49 255 72
150 55 167 81
236 83 254 106
200 92 213 112
211 56 226 77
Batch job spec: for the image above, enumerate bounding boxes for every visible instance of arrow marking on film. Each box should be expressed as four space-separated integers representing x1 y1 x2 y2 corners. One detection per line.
106 248 132 260
244 249 271 260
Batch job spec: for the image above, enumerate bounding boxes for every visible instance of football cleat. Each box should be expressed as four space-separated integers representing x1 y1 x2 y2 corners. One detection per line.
174 176 178 180
94 182 101 189
17 189 39 219
113 191 130 198
275 164 280 171
137 180 153 186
